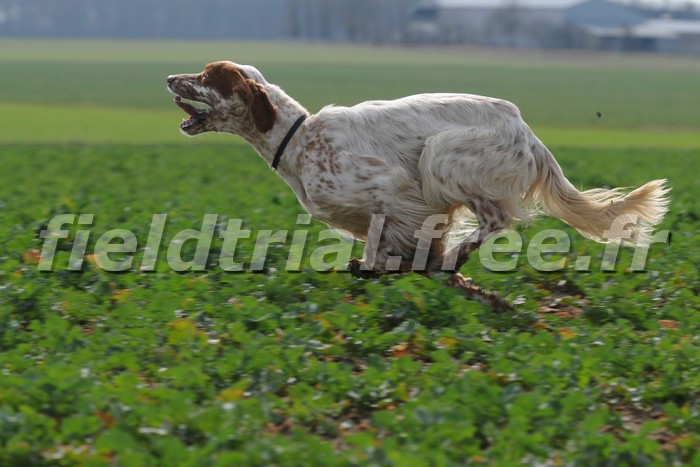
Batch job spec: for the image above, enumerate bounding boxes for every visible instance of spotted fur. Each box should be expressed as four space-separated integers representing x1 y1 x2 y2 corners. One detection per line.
167 61 670 277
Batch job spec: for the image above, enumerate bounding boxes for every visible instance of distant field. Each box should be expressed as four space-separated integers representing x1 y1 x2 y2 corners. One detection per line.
1 39 700 146
1 40 699 465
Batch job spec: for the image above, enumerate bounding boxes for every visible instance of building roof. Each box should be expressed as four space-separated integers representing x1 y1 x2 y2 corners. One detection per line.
433 0 583 9
585 18 700 39
641 18 700 35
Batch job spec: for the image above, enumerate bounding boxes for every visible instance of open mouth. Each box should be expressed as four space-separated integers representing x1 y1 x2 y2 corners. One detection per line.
174 95 212 130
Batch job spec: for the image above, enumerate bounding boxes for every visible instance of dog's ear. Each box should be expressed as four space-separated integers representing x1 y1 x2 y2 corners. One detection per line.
243 79 277 133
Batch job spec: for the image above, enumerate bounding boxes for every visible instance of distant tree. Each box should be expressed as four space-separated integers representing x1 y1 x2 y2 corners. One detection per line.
0 0 420 41
487 1 524 47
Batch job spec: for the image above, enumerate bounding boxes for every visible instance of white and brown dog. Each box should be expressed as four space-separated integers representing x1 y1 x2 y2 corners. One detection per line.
167 61 669 278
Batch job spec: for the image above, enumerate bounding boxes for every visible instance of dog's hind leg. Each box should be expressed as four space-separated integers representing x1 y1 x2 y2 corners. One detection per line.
440 197 513 273
418 127 535 274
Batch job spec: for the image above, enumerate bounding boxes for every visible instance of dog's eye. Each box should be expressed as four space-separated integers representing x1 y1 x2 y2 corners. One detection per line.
203 73 209 80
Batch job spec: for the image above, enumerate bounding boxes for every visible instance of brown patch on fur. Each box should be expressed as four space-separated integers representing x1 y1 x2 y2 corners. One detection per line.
203 61 277 133
246 79 277 133
203 61 243 99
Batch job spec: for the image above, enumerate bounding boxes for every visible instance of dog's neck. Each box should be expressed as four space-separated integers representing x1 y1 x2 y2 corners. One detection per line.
237 84 310 174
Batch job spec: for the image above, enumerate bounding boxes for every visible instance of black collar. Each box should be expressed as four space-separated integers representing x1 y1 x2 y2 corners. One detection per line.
271 114 308 171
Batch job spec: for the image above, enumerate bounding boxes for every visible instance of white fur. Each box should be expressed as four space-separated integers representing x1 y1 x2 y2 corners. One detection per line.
171 62 670 274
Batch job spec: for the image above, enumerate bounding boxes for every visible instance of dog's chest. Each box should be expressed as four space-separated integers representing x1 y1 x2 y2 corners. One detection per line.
302 179 375 237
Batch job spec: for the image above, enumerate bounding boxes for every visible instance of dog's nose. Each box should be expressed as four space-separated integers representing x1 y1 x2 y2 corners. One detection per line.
167 75 177 85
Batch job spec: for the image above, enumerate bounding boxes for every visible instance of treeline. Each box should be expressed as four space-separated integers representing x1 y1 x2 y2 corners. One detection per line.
287 0 416 42
0 0 418 41
1 0 696 43
0 0 287 39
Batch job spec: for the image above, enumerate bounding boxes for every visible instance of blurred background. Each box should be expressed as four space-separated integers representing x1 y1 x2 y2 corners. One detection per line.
2 0 700 53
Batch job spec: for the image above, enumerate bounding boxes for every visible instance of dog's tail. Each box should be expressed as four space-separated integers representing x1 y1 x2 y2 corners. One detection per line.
527 143 670 246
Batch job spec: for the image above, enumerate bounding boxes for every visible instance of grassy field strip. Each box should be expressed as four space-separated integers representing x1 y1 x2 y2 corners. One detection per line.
3 43 699 131
0 103 232 145
3 102 700 149
534 127 700 150
3 39 700 71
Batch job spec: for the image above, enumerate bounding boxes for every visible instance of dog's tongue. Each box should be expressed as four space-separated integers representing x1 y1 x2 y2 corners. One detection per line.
174 96 198 117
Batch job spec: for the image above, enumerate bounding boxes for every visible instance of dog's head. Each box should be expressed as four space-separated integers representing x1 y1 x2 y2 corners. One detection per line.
167 61 277 136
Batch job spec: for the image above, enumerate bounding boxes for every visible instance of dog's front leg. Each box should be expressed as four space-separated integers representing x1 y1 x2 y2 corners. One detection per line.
348 216 419 278
348 258 381 279
348 228 391 279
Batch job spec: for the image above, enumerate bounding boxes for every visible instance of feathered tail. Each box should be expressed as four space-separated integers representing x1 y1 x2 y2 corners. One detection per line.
528 145 670 246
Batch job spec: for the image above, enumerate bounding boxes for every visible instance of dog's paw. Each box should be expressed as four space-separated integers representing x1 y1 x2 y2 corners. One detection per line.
447 272 473 288
348 258 380 279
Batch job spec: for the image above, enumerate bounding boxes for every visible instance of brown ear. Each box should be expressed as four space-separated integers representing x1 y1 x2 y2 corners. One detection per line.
245 79 277 133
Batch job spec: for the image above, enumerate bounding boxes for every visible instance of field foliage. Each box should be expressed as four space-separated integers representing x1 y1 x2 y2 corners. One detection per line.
0 40 699 465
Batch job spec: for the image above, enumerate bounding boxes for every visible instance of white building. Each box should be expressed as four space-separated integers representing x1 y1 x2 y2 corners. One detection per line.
406 0 700 53
581 18 700 53
407 0 581 46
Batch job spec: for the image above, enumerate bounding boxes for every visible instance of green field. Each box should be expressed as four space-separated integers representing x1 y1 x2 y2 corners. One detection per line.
1 40 699 465
2 39 700 147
